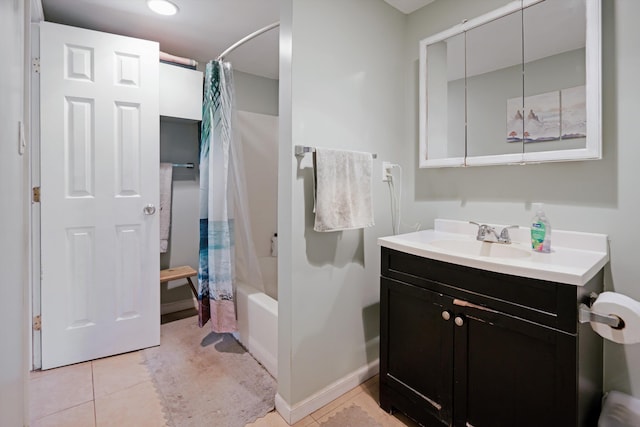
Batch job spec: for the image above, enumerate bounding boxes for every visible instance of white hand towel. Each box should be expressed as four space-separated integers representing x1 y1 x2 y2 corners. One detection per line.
313 148 374 232
159 163 173 253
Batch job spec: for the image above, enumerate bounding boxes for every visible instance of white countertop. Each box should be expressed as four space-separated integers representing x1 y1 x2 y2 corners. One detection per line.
378 219 609 286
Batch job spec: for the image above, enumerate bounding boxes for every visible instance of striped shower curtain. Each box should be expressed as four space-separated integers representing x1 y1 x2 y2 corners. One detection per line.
198 60 237 332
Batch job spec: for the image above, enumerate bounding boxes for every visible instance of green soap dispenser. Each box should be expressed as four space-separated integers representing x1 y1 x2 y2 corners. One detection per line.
531 203 551 253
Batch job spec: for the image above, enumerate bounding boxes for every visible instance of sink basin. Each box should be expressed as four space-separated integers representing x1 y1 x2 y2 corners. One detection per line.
428 239 532 259
378 219 610 286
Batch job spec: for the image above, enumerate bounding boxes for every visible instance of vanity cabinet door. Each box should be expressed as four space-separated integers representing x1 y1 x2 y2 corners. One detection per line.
454 305 577 427
380 277 454 426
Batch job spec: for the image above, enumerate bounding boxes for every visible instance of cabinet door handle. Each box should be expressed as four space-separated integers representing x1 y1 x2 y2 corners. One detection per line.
454 316 464 327
453 298 498 313
442 311 451 321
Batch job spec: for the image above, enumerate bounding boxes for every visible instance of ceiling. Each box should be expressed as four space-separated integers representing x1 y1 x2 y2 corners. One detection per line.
38 0 434 80
384 0 434 14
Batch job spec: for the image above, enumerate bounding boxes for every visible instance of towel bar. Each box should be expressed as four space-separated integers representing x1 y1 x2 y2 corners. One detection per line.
294 145 377 159
172 163 195 168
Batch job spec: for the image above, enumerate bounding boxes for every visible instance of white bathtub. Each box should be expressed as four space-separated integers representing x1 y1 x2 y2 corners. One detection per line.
234 281 278 379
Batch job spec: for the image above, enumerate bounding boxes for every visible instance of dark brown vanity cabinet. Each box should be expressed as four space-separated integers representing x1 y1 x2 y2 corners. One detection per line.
379 247 604 427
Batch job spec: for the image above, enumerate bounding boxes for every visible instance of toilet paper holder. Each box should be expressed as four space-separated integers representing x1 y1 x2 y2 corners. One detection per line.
578 292 623 328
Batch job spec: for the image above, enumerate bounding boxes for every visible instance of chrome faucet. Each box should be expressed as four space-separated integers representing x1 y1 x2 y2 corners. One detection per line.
469 222 518 244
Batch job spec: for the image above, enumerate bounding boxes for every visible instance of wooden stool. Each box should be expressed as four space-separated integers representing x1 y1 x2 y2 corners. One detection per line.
160 266 198 298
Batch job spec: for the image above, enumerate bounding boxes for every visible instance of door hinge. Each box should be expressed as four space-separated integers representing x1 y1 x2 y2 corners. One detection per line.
32 57 40 74
33 315 41 331
33 186 41 203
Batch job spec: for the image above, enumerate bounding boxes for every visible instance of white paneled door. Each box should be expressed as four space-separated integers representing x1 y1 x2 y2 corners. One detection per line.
39 22 160 369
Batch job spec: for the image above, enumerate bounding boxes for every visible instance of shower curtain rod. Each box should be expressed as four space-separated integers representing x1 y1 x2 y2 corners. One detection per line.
216 21 280 61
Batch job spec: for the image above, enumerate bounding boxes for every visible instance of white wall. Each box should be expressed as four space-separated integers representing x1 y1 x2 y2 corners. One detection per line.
235 72 279 300
405 0 640 397
237 111 279 300
235 70 279 116
0 0 28 425
278 0 405 418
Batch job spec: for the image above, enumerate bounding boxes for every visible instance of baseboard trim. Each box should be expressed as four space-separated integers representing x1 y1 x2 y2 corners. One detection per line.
160 298 197 315
275 359 379 425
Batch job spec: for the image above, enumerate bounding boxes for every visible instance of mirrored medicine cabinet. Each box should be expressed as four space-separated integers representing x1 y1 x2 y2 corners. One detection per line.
418 0 601 168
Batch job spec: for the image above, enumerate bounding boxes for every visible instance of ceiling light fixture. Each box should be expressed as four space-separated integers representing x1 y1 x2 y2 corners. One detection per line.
147 0 179 16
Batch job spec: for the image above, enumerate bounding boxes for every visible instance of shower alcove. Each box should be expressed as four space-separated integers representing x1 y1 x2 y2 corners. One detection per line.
160 45 279 381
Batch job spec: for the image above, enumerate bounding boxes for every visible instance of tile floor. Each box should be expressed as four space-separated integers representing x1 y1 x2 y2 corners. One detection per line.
30 353 418 427
248 375 419 427
29 351 167 427
30 313 419 427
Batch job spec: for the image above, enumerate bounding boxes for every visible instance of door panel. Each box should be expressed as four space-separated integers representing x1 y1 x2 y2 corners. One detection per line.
381 277 454 424
39 22 160 369
457 307 576 427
